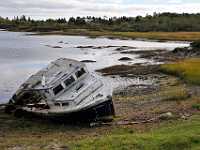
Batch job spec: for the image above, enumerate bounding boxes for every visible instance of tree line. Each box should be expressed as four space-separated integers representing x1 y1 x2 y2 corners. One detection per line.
1 13 200 32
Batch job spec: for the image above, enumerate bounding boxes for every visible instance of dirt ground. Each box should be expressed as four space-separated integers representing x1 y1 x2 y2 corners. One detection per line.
96 63 200 125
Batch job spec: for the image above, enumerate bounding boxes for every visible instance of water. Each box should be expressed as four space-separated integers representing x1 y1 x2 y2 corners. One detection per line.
0 31 189 103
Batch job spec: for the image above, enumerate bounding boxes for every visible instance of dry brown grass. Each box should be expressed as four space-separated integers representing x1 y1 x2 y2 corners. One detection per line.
36 30 200 41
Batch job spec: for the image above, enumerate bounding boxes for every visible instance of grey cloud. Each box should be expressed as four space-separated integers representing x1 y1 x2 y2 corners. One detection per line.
0 0 76 9
0 0 200 19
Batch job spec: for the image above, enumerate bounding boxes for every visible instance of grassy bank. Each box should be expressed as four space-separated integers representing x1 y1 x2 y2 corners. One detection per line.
69 115 200 150
32 30 200 41
1 108 200 150
161 58 200 85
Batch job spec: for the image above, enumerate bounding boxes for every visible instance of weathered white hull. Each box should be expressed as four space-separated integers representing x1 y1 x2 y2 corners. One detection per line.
5 58 115 121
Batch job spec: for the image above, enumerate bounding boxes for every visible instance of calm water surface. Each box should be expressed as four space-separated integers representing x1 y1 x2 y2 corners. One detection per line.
0 31 189 103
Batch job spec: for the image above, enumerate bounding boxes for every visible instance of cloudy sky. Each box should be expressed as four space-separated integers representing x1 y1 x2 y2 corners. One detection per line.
0 0 200 19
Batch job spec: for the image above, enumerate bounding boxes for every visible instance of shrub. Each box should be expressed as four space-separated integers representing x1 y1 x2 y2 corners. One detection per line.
190 41 200 49
192 103 200 110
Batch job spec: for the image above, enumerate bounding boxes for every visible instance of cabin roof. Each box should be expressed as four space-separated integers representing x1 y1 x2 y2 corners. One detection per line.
22 58 85 90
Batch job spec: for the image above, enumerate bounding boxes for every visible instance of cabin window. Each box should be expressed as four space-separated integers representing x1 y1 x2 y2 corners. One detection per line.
62 102 69 106
54 102 60 106
75 68 86 78
53 84 64 95
64 76 75 87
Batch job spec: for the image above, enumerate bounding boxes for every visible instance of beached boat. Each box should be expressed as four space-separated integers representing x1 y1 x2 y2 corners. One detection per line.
5 58 115 121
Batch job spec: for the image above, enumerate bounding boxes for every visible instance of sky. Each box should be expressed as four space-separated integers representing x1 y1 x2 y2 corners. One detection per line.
0 0 200 19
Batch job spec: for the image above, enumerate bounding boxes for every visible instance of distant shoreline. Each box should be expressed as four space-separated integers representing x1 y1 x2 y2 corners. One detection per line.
28 30 200 42
1 28 200 41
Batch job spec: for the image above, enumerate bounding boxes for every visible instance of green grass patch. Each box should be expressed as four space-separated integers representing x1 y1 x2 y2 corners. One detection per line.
69 116 200 150
192 103 200 110
1 111 200 149
161 58 200 85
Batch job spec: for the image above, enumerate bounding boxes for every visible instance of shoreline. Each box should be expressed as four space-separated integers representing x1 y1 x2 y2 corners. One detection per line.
2 29 200 41
29 30 200 42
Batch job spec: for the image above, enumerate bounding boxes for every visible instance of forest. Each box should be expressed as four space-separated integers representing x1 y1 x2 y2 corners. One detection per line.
1 13 200 32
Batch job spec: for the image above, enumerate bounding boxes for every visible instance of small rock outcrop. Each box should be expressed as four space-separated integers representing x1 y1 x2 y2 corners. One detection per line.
118 57 132 61
81 60 96 63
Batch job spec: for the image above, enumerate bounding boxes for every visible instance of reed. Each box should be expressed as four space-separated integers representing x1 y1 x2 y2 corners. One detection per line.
161 58 200 85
